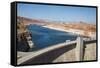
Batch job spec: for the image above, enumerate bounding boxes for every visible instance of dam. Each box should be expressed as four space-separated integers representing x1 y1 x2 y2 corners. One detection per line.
17 24 96 65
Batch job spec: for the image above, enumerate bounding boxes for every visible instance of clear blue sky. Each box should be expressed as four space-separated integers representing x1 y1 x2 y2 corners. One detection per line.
17 3 96 24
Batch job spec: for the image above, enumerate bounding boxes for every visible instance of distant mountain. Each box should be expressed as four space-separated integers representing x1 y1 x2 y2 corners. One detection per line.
17 16 96 33
17 16 49 25
46 22 96 32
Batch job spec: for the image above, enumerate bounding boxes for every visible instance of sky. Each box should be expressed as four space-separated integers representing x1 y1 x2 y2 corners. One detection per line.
17 3 96 24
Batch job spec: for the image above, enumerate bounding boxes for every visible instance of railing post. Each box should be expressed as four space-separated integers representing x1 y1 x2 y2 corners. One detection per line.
75 36 84 61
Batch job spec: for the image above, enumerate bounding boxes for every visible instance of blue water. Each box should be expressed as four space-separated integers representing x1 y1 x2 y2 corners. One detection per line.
27 24 78 51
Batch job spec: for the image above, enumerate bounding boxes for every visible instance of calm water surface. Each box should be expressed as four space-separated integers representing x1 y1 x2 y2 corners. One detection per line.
27 24 78 51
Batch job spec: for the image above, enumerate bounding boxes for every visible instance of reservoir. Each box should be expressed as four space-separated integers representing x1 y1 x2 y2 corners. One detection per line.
26 24 78 51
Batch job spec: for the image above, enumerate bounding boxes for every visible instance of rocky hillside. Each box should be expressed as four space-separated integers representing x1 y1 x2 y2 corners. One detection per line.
17 16 96 37
47 22 96 32
17 16 48 25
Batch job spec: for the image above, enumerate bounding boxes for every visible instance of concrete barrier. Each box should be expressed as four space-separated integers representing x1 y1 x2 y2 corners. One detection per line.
17 37 96 65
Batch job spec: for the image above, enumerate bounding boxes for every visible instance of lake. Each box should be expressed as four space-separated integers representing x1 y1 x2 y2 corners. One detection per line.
27 24 78 51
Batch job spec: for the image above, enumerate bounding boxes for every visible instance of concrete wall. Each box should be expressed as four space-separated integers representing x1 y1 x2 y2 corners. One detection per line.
53 44 76 63
83 42 96 61
20 38 96 65
53 41 96 63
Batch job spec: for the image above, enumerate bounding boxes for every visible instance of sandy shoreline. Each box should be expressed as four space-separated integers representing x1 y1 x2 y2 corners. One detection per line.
43 25 96 38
